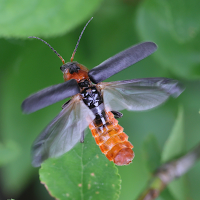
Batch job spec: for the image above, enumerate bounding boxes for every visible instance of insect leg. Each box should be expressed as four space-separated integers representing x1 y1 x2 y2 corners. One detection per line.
111 111 123 118
80 131 84 143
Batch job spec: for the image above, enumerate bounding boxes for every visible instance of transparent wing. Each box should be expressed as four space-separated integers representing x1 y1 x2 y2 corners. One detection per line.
98 78 184 112
32 95 95 167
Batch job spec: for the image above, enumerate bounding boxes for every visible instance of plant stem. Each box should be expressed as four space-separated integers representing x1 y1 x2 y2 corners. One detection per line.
137 142 200 200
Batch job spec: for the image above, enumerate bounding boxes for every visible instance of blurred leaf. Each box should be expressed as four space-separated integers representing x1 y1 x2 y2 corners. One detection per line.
168 176 189 200
40 133 121 200
160 187 176 200
0 141 20 166
0 0 102 38
161 106 184 163
142 134 161 173
161 106 189 200
136 0 200 79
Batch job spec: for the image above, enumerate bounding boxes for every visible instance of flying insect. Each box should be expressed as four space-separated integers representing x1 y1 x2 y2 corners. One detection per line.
22 18 184 167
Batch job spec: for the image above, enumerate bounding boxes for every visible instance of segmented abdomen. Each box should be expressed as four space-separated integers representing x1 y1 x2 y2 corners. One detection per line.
89 111 134 165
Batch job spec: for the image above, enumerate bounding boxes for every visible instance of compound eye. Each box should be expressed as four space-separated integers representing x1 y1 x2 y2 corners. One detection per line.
60 65 65 72
60 64 69 73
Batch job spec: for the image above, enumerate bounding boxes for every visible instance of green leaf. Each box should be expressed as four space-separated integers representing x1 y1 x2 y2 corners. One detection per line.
142 134 161 173
161 106 190 200
161 106 184 163
168 176 189 200
0 141 20 166
40 133 121 200
0 0 103 38
136 0 200 79
160 187 177 200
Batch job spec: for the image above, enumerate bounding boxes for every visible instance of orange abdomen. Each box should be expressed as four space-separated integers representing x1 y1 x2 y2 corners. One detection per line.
89 111 134 165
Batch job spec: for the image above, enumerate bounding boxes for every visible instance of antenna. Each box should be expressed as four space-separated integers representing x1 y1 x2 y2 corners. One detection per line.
28 36 65 64
71 17 93 62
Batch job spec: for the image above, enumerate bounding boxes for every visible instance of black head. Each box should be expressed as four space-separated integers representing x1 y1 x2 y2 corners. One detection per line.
60 61 80 74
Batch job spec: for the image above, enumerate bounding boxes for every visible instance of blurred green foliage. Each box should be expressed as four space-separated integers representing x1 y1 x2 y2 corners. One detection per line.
142 107 188 200
0 0 102 37
161 106 188 200
0 0 200 199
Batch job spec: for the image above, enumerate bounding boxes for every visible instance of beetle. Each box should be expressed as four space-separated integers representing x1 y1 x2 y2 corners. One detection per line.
22 18 184 167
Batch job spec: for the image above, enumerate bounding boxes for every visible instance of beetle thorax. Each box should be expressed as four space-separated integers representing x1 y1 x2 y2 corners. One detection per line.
60 61 89 83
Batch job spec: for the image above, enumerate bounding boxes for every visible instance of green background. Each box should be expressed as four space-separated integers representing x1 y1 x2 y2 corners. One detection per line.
0 0 200 199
